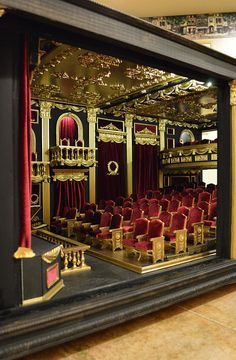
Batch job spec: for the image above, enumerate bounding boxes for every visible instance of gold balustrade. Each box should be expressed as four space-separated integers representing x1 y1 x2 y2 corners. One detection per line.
36 229 91 273
50 145 97 167
160 143 217 169
32 161 50 183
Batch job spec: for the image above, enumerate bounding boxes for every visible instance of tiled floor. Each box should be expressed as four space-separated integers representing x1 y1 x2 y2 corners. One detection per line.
24 283 236 360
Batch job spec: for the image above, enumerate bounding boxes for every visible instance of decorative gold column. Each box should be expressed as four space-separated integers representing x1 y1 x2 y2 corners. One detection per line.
230 81 236 259
125 114 133 196
40 101 52 225
87 108 98 203
159 119 166 188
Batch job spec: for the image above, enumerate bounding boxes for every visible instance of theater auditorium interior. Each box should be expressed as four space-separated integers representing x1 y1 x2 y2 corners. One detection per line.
0 0 236 358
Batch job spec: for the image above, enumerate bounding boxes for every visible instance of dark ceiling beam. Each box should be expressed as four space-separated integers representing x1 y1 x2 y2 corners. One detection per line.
1 0 236 82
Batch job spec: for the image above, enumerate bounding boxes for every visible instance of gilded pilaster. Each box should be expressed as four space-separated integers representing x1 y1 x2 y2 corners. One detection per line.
40 101 52 225
230 80 236 259
125 114 133 196
159 119 166 188
87 108 98 203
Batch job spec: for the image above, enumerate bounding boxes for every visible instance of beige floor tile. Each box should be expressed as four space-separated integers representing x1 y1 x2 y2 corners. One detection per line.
24 286 236 360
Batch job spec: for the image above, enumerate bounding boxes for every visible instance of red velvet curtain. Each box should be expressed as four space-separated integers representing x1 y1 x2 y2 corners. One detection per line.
55 180 85 216
97 141 125 201
134 144 158 194
59 116 78 145
19 35 32 249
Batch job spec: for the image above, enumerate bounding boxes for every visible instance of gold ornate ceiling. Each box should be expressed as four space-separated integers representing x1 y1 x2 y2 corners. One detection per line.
31 40 217 125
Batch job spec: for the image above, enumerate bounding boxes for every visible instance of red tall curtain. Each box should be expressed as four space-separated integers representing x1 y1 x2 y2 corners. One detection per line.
97 141 125 201
55 180 85 216
134 144 158 194
19 35 32 249
59 116 78 145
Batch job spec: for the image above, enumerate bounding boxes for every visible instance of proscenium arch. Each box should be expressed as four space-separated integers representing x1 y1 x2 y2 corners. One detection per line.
56 112 83 145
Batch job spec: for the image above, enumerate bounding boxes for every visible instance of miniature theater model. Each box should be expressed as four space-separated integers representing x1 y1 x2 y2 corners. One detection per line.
31 39 218 273
0 1 236 358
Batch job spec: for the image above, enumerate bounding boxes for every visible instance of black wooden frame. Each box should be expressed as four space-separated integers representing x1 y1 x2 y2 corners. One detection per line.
0 1 235 358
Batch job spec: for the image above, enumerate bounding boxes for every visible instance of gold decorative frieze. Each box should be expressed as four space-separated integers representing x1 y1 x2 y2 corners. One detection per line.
52 169 88 182
195 155 208 162
160 143 217 168
50 144 97 167
97 121 126 143
135 127 158 146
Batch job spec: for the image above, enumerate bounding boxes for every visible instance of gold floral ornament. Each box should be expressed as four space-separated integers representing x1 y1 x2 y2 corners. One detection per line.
107 161 119 175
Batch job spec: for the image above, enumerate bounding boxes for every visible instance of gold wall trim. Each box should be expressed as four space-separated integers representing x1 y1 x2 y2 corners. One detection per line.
230 80 236 259
88 108 98 203
22 279 64 306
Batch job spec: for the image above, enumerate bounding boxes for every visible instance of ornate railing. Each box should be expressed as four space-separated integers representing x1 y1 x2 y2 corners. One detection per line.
37 229 91 273
160 143 217 168
32 161 50 183
50 145 97 167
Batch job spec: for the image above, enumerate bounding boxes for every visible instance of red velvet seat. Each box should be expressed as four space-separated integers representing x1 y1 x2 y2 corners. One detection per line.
140 201 149 216
164 212 187 254
79 211 102 241
122 207 144 233
134 219 165 263
198 191 211 203
122 207 133 222
182 194 194 208
88 211 112 240
187 206 204 245
51 207 77 236
115 196 125 206
123 218 149 255
73 209 94 240
113 206 122 215
197 201 209 218
148 203 161 219
159 211 173 229
97 213 123 251
159 198 170 211
177 206 190 218
169 199 181 213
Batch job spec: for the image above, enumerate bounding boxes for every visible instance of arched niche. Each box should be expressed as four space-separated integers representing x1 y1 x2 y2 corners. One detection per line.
179 129 195 144
56 112 84 146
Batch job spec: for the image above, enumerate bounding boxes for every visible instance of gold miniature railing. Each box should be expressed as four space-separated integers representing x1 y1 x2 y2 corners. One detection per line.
50 145 97 167
32 161 50 183
160 143 217 168
36 229 91 273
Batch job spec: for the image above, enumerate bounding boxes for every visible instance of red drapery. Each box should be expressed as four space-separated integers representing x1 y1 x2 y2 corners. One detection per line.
19 35 32 250
97 141 125 201
55 180 85 216
59 116 78 145
134 144 158 194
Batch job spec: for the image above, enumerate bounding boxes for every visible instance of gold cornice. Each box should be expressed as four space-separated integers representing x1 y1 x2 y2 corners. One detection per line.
135 127 158 146
52 169 88 182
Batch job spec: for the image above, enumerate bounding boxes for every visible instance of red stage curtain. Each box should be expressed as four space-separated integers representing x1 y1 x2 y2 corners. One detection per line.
97 141 125 201
59 116 78 145
19 35 32 249
134 144 158 195
55 180 85 216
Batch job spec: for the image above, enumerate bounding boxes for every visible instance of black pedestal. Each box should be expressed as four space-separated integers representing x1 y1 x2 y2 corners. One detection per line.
21 236 64 305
